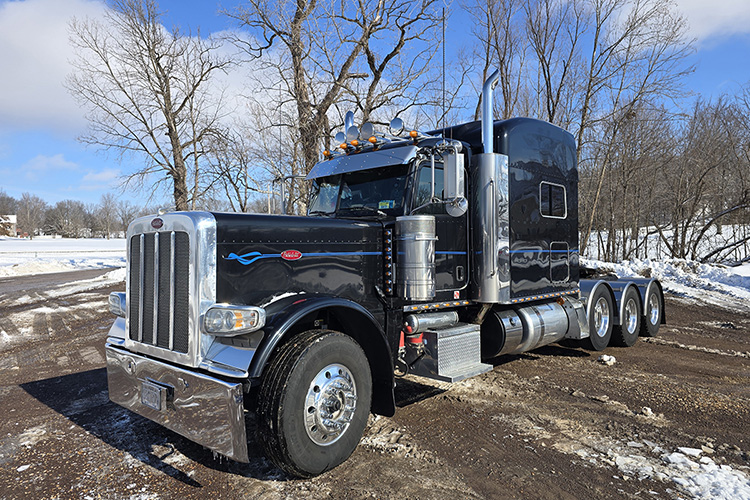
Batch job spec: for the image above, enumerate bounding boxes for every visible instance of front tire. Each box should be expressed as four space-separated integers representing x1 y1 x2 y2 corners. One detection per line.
256 330 372 478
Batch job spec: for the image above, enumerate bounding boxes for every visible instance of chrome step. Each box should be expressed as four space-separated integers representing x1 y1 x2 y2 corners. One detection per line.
409 322 492 383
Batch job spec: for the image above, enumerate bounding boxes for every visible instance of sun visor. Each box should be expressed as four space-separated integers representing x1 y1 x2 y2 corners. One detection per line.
307 145 418 180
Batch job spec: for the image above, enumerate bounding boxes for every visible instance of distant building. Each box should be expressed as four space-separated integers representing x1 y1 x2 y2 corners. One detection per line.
1 215 17 236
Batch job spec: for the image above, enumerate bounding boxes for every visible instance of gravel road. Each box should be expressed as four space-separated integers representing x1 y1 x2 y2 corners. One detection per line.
0 271 748 499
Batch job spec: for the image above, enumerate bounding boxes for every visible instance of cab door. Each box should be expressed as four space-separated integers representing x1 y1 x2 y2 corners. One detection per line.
411 162 469 293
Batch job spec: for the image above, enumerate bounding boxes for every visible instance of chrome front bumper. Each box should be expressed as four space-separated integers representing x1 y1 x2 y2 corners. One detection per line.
105 344 249 462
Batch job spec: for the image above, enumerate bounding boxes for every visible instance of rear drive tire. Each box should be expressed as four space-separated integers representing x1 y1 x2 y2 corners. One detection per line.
611 287 641 347
640 285 663 337
256 330 372 478
583 286 614 351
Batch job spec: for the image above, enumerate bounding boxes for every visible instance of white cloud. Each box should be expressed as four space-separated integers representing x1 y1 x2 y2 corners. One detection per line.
0 0 107 135
81 168 119 183
79 167 121 191
672 0 750 42
22 153 79 180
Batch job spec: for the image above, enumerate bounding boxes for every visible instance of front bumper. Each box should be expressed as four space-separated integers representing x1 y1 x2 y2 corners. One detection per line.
105 344 249 462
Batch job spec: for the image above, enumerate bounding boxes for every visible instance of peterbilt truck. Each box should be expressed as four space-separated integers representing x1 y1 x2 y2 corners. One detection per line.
104 71 665 478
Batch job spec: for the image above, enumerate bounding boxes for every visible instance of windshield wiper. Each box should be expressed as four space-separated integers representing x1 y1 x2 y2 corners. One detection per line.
337 205 387 217
308 210 333 216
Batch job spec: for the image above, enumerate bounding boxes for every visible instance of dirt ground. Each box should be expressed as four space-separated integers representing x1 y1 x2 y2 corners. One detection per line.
0 271 748 499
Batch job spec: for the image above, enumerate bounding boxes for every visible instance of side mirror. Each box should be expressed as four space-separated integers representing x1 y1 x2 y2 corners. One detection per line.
444 150 467 217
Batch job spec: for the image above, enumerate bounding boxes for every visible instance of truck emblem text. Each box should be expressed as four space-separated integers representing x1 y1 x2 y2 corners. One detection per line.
281 250 302 261
151 218 163 229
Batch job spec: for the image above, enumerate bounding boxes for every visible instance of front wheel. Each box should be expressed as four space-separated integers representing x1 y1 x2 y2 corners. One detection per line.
256 330 372 478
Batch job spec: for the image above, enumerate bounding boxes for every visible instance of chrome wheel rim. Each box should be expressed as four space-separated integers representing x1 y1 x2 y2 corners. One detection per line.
625 297 639 334
304 363 357 446
649 293 660 325
594 297 610 338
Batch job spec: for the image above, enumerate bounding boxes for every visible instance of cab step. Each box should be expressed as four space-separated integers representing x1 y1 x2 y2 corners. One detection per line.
409 322 493 383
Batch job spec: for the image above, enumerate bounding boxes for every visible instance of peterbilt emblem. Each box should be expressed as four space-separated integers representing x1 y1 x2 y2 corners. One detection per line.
281 250 302 261
151 218 164 229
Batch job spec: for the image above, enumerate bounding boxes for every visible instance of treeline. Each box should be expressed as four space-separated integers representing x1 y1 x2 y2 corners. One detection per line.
0 191 157 239
583 95 750 264
48 0 750 263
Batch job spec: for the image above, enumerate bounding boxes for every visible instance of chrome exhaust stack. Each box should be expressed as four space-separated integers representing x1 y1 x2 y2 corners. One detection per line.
482 70 500 154
471 69 511 304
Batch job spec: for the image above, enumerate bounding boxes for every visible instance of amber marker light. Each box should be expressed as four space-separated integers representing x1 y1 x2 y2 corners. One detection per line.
339 143 347 150
350 139 359 147
409 130 418 138
323 150 330 157
368 136 377 144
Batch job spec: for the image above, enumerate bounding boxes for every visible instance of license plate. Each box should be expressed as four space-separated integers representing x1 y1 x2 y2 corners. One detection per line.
141 381 163 411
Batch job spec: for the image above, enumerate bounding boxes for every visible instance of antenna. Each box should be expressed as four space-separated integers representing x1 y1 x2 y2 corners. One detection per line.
441 6 446 131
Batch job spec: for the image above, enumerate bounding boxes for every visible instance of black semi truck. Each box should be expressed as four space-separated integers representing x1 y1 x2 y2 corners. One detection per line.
105 71 665 477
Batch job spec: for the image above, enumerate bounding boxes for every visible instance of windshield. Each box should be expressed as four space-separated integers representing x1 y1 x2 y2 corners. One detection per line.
308 165 409 217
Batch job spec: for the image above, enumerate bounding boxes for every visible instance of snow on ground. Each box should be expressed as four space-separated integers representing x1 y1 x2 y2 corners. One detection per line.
0 236 125 277
582 258 750 313
2 239 750 498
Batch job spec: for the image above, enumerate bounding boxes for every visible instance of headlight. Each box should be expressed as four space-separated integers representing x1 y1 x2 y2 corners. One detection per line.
109 292 126 317
203 305 266 336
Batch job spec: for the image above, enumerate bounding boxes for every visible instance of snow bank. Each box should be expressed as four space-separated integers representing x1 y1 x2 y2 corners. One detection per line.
582 257 750 312
614 447 750 500
0 237 125 277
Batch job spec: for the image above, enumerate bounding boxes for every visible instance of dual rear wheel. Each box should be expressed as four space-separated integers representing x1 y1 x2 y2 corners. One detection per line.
583 284 662 351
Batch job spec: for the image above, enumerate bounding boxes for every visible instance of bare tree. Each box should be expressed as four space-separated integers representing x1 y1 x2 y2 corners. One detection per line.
0 190 17 215
67 0 233 211
17 193 48 238
226 0 442 213
116 200 139 234
95 193 120 239
577 0 694 255
44 200 88 238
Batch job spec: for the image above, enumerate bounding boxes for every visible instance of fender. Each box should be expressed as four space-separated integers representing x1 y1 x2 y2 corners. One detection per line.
604 281 643 327
626 278 666 325
579 279 616 328
249 294 396 417
599 277 666 325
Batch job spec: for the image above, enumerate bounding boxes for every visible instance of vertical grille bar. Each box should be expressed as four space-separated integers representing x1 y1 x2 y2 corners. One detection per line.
153 232 160 344
128 236 141 341
142 234 155 345
169 231 176 351
173 232 190 353
156 232 173 349
138 234 145 342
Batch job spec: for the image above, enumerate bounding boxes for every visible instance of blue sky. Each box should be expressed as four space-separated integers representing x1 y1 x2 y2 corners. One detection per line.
0 0 749 209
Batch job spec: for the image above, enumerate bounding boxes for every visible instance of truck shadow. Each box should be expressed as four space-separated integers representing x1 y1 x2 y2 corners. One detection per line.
20 368 289 484
394 377 447 408
486 343 591 367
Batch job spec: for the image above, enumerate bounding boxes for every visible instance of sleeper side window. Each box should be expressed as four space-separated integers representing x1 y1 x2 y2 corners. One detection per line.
540 182 567 219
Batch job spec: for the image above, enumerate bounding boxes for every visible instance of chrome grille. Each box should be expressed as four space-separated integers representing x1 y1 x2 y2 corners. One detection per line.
129 231 190 353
